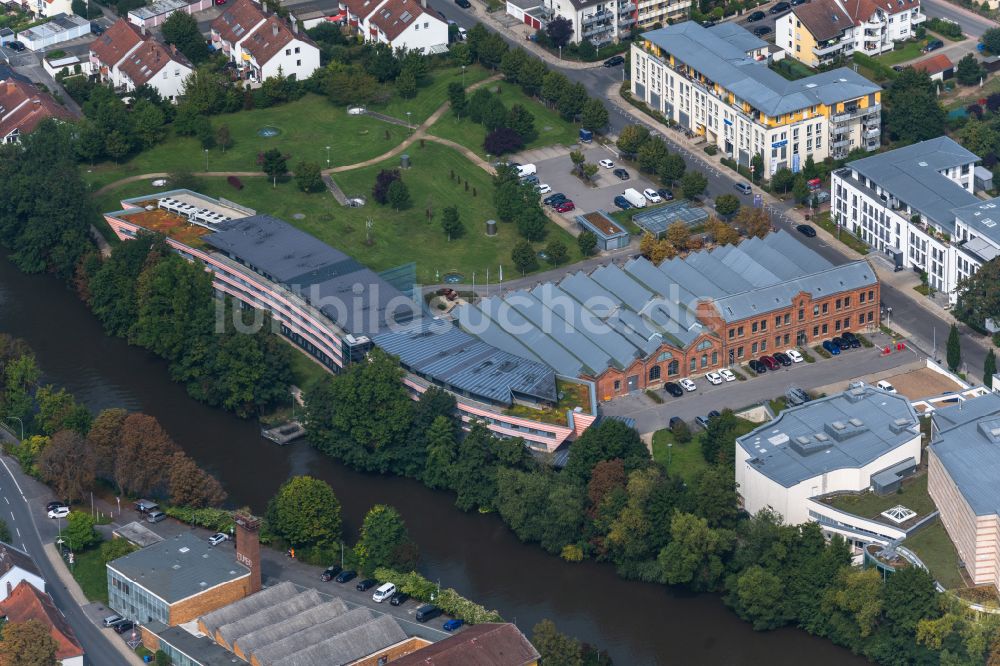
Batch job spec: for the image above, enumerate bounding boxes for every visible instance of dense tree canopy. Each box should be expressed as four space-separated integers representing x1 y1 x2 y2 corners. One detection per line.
266 476 342 548
883 69 945 144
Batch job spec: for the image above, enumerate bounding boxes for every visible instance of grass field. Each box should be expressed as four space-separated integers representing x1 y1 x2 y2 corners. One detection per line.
96 142 580 281
813 211 870 256
375 65 491 124
70 547 108 604
652 428 708 482
825 474 936 518
875 41 926 66
904 519 965 589
428 83 581 157
288 342 331 391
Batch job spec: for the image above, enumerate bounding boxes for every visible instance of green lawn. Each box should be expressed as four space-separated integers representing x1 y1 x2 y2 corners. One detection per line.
288 342 331 391
813 211 870 256
96 142 580 281
428 84 580 157
875 41 926 66
375 65 491 124
905 519 965 589
652 429 708 482
770 58 817 81
70 547 108 604
825 474 936 518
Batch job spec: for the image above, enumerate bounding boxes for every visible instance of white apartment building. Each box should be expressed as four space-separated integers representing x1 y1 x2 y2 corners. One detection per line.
341 0 448 53
506 0 689 46
776 0 924 67
89 19 193 101
631 22 882 175
831 136 999 301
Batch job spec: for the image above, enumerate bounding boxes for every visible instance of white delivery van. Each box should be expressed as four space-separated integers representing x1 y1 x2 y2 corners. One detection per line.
623 188 647 208
516 164 537 178
372 582 396 603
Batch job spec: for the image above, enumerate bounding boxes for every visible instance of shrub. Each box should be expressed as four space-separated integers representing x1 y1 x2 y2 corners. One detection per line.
374 567 503 624
802 350 816 363
484 127 524 155
857 334 873 348
645 390 663 404
227 175 243 190
704 145 718 156
560 544 584 562
814 345 831 359
164 506 235 533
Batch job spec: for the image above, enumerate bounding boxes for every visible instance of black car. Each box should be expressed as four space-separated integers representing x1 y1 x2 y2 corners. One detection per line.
7 41 25 52
707 410 721 419
791 0 805 5
603 55 625 67
46 501 67 512
748 359 767 374
923 39 944 53
91 23 105 35
769 1 790 13
773 352 792 366
747 10 766 21
455 0 471 7
832 337 850 351
669 416 685 429
842 332 861 348
796 224 817 237
415 604 442 622
613 168 630 180
657 188 674 200
390 591 410 606
321 566 342 582
664 382 684 397
437 9 447 19
543 193 566 206
335 569 357 583
114 621 136 634
356 578 378 592
752 26 771 36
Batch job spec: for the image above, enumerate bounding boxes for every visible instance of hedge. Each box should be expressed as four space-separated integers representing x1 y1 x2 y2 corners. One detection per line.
164 506 235 533
373 567 503 624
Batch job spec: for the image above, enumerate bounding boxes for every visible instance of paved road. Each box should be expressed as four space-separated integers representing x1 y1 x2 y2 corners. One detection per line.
922 0 995 39
0 434 130 666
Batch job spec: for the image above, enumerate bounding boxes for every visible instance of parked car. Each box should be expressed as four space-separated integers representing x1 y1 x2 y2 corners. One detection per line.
46 501 66 512
842 331 861 348
335 569 357 583
613 168 630 180
47 507 69 519
555 201 576 213
791 0 805 5
923 39 944 52
599 159 615 169
537 183 551 194
521 174 539 185
103 614 124 627
657 188 674 200
746 10 766 21
735 182 752 195
614 195 632 210
372 582 396 602
832 337 850 351
356 578 378 592
415 604 442 622
760 355 779 371
603 55 625 67
321 566 342 582
752 26 771 36
91 23 105 35
785 349 803 363
695 415 711 429
876 380 897 394
773 351 792 366
796 224 817 237
706 371 723 385
719 368 736 382
390 591 410 606
643 188 662 203
7 41 24 52
786 386 810 406
543 193 566 206
708 410 721 420
114 621 136 634
455 0 471 7
769 1 790 13
146 510 166 524
208 532 229 546
748 359 767 373
664 382 684 397
443 619 465 632
822 340 841 355
679 378 697 392
668 416 685 430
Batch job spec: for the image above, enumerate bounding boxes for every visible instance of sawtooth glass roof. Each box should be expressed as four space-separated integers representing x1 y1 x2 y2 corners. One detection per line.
930 392 1000 516
641 22 880 117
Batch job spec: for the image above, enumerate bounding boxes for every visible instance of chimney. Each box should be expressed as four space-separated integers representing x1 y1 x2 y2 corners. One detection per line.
234 512 262 593
291 17 298 33
272 22 278 36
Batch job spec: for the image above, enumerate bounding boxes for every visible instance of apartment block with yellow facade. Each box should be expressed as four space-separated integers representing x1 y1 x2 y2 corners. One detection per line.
630 21 882 174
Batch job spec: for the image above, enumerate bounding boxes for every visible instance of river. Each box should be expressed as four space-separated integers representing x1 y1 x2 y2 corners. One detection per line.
0 256 867 665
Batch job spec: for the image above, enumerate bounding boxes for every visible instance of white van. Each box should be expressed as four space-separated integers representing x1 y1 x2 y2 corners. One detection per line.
372 582 396 603
876 380 897 394
622 188 646 208
516 164 536 178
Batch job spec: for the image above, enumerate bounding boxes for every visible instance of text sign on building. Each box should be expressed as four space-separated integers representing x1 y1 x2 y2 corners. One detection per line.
237 552 253 569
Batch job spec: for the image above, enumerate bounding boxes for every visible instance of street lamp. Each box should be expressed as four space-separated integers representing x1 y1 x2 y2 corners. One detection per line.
558 45 562 60
5 416 22 440
326 145 331 166
462 64 466 86
406 111 412 129
204 148 209 172
667 442 672 471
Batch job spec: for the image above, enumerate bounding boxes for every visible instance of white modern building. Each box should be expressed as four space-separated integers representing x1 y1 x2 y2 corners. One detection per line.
631 22 882 175
831 136 999 301
211 0 321 82
89 19 193 101
18 13 90 51
736 385 921 537
505 0 686 46
128 0 214 30
341 0 448 53
776 0 925 67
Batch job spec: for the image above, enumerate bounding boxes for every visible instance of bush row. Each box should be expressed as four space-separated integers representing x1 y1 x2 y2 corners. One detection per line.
374 567 503 624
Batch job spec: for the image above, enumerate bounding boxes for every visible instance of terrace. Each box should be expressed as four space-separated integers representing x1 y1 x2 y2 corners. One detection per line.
819 473 936 530
505 379 594 426
116 203 212 248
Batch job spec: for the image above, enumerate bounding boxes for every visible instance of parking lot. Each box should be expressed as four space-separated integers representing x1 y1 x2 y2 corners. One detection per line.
518 145 663 217
727 0 791 41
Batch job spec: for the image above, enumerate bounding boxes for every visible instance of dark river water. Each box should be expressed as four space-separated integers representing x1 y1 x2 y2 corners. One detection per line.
0 256 867 665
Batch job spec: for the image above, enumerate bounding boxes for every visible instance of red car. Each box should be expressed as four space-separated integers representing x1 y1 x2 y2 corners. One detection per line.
555 201 575 213
760 355 779 371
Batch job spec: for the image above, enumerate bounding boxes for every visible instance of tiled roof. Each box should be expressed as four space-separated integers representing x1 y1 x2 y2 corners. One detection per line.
90 18 143 67
343 0 387 21
211 0 267 45
0 541 41 579
368 0 424 42
391 623 540 666
912 53 953 74
844 0 919 22
0 581 84 661
241 15 296 66
118 40 191 87
0 79 74 141
791 0 852 41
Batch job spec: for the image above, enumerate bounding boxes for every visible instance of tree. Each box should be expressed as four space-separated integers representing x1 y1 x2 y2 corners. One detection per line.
386 179 411 210
396 68 417 99
541 71 569 107
884 68 945 144
956 258 1000 329
519 58 547 97
665 221 691 251
556 82 587 121
181 66 228 114
114 413 179 497
131 99 166 150
516 205 548 241
545 238 568 265
958 118 1000 158
500 47 528 83
484 127 524 155
132 254 214 363
545 16 574 47
266 476 342 548
616 124 650 155
477 33 508 70
707 217 741 246
365 42 400 82
577 230 597 257
792 175 810 204
770 168 794 193
637 136 668 174
511 240 538 274
715 194 740 218
34 386 89 436
295 161 323 193
467 88 492 123
262 149 288 187
423 415 457 490
168 452 227 508
581 98 609 132
732 565 786 630
100 537 137 564
506 104 537 142
986 348 997 388
87 408 127 481
372 169 401 204
354 504 418 573
215 124 232 153
161 11 209 63
531 619 583 666
657 512 734 591
0 619 59 666
37 431 96 503
154 651 171 666
680 170 707 199
984 27 1000 54
564 419 649 482
659 153 686 185
947 323 961 372
956 53 985 86
447 81 467 117
735 207 770 239
63 511 100 551
441 205 464 239
750 153 764 183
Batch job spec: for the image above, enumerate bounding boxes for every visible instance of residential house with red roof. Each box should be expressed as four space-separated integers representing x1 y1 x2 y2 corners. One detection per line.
0 581 84 666
0 78 75 144
89 18 193 101
777 0 925 66
912 52 954 81
340 0 447 53
211 0 319 83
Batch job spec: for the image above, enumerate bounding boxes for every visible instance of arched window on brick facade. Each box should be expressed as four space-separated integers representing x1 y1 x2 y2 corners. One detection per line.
668 360 679 376
649 365 661 381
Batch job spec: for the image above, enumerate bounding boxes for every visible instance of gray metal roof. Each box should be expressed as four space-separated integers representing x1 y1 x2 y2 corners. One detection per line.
372 319 558 405
953 196 1000 248
271 614 407 666
107 533 249 605
641 22 880 117
113 522 164 549
128 0 187 19
199 581 298 638
249 607 374 665
154 626 240 666
205 215 417 337
737 386 920 488
217 589 323 648
846 136 980 230
930 392 1000 516
233 599 349 657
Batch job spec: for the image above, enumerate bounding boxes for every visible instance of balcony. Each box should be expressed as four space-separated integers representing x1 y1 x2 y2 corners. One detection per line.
619 14 637 26
864 126 881 139
832 138 849 149
832 106 879 124
911 12 925 23
619 2 637 11
583 22 614 37
583 10 613 24
813 40 846 56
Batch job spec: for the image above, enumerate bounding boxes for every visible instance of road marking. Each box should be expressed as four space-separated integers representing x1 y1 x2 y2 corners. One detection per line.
10 512 14 522
0 457 25 499
4 497 8 504
15 527 19 538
